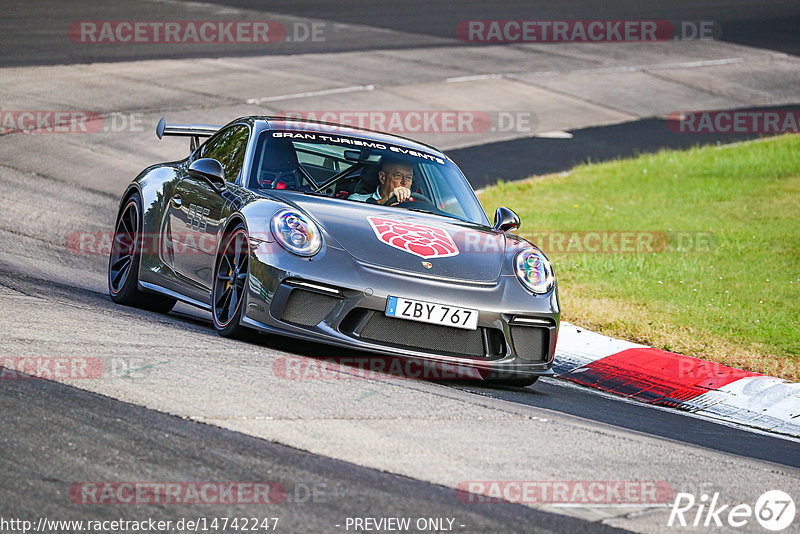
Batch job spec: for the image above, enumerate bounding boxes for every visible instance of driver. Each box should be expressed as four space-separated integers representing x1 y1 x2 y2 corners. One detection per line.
349 156 413 205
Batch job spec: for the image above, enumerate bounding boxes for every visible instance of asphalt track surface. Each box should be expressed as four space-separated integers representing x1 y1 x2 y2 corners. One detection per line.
1 271 799 533
1 364 626 534
1 2 799 533
215 0 800 56
3 0 800 65
450 107 800 188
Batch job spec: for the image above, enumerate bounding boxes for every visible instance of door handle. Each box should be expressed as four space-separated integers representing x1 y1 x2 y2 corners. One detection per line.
171 195 182 208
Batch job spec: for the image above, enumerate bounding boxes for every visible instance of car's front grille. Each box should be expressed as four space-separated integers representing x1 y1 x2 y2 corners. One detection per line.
357 312 487 357
280 289 340 327
510 325 549 362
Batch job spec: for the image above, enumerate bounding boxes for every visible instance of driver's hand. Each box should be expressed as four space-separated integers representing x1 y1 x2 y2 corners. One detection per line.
391 186 412 203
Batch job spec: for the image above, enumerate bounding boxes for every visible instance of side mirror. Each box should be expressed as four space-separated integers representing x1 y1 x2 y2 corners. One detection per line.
188 158 226 191
493 206 520 232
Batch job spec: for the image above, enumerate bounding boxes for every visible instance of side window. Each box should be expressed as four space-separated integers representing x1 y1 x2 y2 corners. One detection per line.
202 125 250 183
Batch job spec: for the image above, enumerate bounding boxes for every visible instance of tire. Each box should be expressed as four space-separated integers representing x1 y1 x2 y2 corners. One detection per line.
108 192 176 314
212 224 251 338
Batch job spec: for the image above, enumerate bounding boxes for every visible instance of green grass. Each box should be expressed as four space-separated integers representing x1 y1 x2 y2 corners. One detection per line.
479 135 800 380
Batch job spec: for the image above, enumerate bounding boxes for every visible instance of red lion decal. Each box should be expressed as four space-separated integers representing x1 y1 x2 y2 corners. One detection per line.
367 217 459 259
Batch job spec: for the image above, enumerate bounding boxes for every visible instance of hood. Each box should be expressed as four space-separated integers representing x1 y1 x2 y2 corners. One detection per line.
279 193 506 282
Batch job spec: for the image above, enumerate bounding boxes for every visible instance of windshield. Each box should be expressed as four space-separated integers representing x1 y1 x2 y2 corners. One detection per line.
248 130 489 225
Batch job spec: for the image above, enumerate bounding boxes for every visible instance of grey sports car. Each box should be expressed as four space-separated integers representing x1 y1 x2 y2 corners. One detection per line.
108 116 559 386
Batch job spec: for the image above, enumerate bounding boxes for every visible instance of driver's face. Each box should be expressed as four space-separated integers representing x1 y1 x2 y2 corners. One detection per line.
379 163 413 194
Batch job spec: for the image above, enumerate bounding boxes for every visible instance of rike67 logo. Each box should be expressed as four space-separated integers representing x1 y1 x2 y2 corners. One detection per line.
668 490 795 531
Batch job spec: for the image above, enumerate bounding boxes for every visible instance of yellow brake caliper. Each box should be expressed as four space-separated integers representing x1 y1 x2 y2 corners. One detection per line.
227 256 235 290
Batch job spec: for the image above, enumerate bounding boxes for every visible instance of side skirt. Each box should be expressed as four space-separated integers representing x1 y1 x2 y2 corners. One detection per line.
138 281 211 311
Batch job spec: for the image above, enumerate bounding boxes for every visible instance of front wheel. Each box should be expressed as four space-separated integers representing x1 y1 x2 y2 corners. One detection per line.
108 192 176 313
212 225 251 338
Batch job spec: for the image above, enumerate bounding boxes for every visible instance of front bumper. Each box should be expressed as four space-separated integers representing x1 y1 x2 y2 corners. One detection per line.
242 242 560 376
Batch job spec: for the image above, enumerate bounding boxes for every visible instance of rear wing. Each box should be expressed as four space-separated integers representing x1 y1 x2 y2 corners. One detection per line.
156 117 220 153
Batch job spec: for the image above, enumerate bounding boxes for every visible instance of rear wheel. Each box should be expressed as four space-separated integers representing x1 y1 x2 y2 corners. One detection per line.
108 192 176 313
212 225 250 338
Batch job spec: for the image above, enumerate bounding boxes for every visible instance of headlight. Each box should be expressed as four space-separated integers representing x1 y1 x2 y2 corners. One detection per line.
514 248 555 294
270 209 322 256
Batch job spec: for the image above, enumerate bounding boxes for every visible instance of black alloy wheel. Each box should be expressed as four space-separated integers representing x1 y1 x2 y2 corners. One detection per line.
212 225 250 337
108 192 176 313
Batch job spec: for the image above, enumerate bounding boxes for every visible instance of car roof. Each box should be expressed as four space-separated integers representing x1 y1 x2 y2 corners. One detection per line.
246 116 446 157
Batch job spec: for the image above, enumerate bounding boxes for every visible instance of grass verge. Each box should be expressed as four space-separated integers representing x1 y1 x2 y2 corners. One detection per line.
478 135 800 380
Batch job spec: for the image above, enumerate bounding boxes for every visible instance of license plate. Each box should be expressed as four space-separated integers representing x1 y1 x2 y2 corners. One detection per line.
385 296 479 330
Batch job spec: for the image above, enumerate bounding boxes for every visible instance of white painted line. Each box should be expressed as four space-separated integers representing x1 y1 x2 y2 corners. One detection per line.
647 56 757 70
498 55 789 81
564 65 645 75
246 84 375 105
545 57 754 77
535 131 573 139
